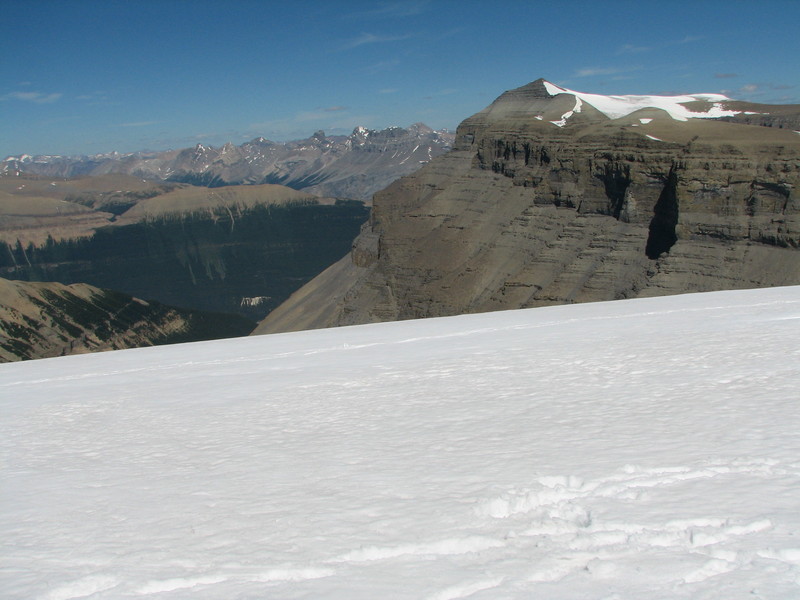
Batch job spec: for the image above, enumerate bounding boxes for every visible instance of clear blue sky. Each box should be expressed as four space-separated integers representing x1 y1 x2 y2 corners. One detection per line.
2 0 798 157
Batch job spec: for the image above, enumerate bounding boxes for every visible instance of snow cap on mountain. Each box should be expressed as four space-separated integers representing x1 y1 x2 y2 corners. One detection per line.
541 80 740 121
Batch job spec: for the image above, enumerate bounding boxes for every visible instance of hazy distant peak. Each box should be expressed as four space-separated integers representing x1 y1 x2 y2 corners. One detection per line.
408 122 434 133
2 124 455 202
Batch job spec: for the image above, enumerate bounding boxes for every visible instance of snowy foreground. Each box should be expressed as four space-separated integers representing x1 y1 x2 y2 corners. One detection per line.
2 287 800 600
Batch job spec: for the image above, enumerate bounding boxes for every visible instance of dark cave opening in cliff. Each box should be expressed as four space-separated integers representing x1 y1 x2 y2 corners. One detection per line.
645 168 679 259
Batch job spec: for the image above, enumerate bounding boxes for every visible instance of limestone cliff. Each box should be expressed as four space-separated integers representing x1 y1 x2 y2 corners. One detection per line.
253 79 800 334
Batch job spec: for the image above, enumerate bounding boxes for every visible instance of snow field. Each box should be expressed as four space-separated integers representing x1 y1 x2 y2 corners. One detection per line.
542 80 743 122
1 287 800 599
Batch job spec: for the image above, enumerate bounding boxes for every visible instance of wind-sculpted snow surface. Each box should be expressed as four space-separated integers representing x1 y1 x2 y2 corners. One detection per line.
2 287 800 598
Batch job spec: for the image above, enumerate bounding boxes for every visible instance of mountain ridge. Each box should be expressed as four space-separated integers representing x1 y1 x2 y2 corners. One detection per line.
2 123 454 202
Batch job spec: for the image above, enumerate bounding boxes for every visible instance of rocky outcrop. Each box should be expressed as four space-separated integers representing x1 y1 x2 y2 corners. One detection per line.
0 278 254 362
2 124 454 202
253 79 800 334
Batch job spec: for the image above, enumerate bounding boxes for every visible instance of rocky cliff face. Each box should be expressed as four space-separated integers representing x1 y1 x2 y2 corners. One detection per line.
253 79 800 334
0 278 254 362
3 124 454 202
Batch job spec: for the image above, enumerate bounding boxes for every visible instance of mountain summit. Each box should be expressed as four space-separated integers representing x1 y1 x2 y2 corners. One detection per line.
465 78 800 133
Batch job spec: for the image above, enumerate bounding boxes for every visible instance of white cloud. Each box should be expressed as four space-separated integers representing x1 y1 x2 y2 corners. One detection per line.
295 110 333 122
342 32 412 50
674 35 704 44
617 44 650 54
345 1 430 19
574 66 640 78
3 91 62 104
76 91 111 104
362 59 401 75
423 88 458 99
120 120 160 128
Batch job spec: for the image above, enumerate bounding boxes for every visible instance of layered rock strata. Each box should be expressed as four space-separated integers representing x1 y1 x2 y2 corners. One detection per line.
254 79 800 334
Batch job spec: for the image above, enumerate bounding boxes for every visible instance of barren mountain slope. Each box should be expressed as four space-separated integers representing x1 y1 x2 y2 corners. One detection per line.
0 278 254 361
254 79 800 334
0 176 330 245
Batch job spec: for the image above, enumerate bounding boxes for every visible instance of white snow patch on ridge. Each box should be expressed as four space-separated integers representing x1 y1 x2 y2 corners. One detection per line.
2 286 800 598
543 80 742 121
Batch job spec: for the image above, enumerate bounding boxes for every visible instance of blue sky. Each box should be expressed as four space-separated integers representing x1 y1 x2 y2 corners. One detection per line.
2 0 798 157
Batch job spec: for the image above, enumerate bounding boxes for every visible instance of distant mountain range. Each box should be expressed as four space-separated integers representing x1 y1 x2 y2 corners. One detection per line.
2 123 455 202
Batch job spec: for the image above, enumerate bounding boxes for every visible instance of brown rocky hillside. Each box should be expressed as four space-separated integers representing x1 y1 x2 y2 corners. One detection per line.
0 278 254 361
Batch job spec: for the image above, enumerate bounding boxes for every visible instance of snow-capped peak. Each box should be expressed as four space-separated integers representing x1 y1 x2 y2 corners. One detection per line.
542 80 740 121
5 154 34 163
